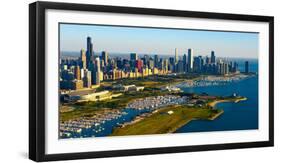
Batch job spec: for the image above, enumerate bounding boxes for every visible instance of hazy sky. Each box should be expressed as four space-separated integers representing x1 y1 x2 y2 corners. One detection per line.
60 23 259 59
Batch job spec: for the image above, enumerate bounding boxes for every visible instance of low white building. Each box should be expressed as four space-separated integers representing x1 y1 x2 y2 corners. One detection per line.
66 90 113 102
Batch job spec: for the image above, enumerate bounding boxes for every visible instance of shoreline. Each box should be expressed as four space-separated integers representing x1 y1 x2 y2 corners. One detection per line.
208 97 247 108
171 109 224 133
111 105 225 136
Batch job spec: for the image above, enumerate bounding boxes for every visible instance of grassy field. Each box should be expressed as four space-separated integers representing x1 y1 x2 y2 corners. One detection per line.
60 106 101 122
103 74 199 88
111 105 222 136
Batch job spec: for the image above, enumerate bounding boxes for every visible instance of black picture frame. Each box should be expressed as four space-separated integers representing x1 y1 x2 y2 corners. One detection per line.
29 1 274 162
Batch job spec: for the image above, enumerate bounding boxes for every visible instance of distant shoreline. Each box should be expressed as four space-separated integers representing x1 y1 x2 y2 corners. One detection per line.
60 51 259 61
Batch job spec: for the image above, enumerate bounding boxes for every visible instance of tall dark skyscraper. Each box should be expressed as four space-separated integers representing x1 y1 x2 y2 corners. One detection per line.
101 51 108 66
211 51 216 64
86 37 93 68
193 56 203 73
183 54 187 72
205 56 210 64
154 55 159 68
130 53 138 61
245 61 249 73
187 48 193 72
143 55 149 66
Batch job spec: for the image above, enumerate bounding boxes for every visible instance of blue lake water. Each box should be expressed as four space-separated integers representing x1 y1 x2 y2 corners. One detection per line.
176 59 259 133
63 108 151 138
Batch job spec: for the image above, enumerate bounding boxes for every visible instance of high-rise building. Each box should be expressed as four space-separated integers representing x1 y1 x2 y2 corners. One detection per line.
86 37 93 68
80 49 87 69
234 62 239 72
205 56 210 65
94 58 101 85
116 58 123 69
187 48 194 72
148 58 154 69
163 59 169 72
154 55 159 68
193 56 203 73
80 69 84 79
83 70 92 88
143 55 149 66
168 57 175 72
183 54 187 72
211 51 216 64
74 66 81 80
223 62 229 75
159 59 164 71
175 48 178 64
101 51 108 66
217 61 229 75
135 59 143 73
177 60 184 73
130 53 138 61
245 61 249 73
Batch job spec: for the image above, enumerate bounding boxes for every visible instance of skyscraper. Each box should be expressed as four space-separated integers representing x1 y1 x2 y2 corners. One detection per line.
234 62 239 72
193 56 203 73
130 53 138 61
94 58 101 85
101 51 108 66
80 49 86 69
175 48 178 64
154 55 159 68
177 60 184 73
83 70 92 88
163 59 169 72
211 51 216 64
169 57 175 72
223 62 229 75
148 58 154 69
86 37 93 68
183 54 187 72
74 65 81 80
245 61 249 73
187 48 193 72
205 56 210 65
135 59 143 73
143 55 149 66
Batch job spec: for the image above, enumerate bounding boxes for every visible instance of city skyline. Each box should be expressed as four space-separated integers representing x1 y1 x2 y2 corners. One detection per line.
60 23 259 59
60 35 252 91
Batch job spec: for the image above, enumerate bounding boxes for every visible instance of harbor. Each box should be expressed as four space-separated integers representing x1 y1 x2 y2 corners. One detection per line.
60 95 190 138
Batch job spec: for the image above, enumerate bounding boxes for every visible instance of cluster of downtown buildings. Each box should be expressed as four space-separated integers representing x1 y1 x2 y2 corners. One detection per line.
60 36 250 90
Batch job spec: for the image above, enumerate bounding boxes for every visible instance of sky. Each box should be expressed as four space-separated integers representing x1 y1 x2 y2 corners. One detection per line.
60 23 259 59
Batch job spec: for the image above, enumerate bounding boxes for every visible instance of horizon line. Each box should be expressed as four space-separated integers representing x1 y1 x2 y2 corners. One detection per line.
60 50 258 60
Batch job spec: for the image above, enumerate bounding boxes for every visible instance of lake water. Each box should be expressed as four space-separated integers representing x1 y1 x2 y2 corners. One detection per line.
63 108 151 138
175 59 259 133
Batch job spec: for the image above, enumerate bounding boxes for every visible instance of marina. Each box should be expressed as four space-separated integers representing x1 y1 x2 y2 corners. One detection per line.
60 95 190 138
126 95 188 110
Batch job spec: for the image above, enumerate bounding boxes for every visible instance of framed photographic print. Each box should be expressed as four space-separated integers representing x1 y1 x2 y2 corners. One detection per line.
29 1 274 162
